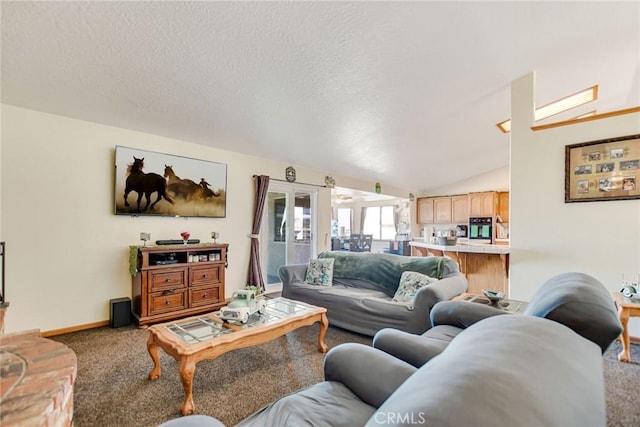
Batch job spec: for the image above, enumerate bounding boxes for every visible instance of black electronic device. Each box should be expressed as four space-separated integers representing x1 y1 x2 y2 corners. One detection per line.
155 239 201 245
110 297 132 328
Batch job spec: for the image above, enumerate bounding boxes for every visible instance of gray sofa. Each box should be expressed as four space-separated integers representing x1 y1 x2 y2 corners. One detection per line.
279 251 468 336
373 272 623 367
161 314 607 427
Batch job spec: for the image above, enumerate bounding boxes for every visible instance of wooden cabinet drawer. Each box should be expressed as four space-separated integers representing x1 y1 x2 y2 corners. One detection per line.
190 286 221 307
149 290 187 315
190 265 222 287
148 268 187 293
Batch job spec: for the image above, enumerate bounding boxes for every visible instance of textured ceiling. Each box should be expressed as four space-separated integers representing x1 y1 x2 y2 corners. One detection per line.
2 2 639 192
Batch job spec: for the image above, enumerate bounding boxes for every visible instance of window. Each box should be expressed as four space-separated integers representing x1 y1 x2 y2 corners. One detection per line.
337 208 352 237
363 206 396 240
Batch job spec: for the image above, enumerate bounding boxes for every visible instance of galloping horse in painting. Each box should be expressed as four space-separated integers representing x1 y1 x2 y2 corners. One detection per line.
199 178 220 199
163 165 201 201
124 157 174 212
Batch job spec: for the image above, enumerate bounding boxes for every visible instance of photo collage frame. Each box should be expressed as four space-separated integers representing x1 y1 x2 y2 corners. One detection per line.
565 134 640 202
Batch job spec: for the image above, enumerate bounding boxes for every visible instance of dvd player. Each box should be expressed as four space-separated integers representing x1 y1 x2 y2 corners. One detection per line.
155 239 201 245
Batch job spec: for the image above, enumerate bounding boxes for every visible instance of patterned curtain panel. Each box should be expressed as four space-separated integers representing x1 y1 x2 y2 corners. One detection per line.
246 175 270 290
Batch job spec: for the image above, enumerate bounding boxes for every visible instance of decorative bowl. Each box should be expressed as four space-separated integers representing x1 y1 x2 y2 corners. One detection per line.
482 289 505 305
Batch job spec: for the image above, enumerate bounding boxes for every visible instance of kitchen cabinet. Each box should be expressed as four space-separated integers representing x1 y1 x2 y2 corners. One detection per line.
418 195 468 224
469 192 496 217
497 191 509 222
451 195 469 223
417 197 434 224
434 197 452 223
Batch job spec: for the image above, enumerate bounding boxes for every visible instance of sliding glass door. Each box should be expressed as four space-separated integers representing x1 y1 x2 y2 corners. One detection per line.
262 182 318 287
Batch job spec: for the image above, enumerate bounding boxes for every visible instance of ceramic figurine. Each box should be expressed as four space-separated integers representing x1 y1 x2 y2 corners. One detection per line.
621 274 640 300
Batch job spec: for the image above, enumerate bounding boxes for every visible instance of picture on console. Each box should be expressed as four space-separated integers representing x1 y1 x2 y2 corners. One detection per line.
114 146 227 218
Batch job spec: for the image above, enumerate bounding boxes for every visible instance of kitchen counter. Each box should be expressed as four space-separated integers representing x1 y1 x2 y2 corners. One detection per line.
409 240 509 296
409 241 509 254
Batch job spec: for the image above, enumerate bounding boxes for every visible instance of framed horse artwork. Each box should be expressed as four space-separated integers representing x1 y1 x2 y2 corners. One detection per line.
114 146 227 218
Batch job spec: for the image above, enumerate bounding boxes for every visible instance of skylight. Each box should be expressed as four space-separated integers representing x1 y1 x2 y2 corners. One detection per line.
497 85 598 133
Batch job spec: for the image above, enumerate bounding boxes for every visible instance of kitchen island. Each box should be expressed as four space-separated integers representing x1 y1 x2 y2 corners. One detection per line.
409 241 509 296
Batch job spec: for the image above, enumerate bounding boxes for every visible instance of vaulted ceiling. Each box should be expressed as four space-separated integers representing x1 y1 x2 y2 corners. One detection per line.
2 2 639 192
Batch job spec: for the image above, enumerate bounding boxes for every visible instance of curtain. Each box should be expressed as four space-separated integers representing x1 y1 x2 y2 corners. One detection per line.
360 206 368 234
393 204 400 235
247 175 270 290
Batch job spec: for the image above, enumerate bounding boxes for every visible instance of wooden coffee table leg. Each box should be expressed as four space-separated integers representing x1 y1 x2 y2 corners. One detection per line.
147 333 162 380
617 306 631 363
179 357 197 416
318 312 329 353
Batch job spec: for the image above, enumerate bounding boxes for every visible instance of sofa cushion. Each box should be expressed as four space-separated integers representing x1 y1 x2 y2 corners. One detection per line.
236 381 375 427
305 258 334 286
319 251 450 297
393 271 438 302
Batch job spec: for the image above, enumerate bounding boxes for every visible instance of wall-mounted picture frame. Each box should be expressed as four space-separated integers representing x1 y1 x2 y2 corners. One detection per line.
565 134 640 203
114 146 227 217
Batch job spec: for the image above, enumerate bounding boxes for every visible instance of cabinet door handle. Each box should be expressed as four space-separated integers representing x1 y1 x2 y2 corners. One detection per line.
165 300 171 305
203 274 208 278
202 294 207 298
165 278 171 283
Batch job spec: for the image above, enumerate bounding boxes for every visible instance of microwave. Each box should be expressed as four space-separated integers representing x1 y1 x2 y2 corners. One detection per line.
469 217 492 243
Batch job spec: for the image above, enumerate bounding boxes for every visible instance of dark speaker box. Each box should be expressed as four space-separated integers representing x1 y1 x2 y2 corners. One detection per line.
110 297 132 328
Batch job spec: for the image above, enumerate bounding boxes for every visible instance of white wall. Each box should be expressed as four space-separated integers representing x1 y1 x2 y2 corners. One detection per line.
0 105 409 333
421 166 510 197
510 72 640 334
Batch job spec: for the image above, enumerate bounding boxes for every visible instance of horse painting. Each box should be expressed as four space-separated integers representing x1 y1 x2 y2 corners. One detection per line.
163 165 201 201
124 157 174 212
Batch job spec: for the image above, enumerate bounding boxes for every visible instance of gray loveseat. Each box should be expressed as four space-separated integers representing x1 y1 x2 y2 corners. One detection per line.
279 251 468 336
161 314 607 427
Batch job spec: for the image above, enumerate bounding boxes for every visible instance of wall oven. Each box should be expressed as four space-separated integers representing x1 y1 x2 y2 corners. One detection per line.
469 217 492 243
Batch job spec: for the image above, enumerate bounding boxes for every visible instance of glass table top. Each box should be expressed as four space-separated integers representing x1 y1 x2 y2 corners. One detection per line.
460 294 528 313
163 297 318 345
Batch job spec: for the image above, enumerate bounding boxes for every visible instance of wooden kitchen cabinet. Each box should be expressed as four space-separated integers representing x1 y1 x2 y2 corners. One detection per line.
434 197 452 223
469 191 496 217
451 195 469 223
497 191 509 222
418 195 469 224
131 243 228 325
417 197 435 224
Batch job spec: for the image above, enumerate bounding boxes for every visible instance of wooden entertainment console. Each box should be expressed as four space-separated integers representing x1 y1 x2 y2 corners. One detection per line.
131 243 228 325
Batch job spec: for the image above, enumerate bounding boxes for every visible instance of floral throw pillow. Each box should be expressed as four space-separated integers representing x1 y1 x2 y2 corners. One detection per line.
392 271 439 302
305 258 335 286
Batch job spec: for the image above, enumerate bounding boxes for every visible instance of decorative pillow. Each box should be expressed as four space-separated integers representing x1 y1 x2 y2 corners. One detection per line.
305 258 335 286
392 271 439 302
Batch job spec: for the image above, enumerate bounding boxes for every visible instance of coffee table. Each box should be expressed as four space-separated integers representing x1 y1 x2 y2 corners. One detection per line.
612 292 640 363
146 297 328 415
453 292 528 313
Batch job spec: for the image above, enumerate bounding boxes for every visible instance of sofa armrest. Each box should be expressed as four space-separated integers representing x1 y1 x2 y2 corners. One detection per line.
278 264 308 286
413 274 468 312
430 300 511 329
324 343 416 408
372 328 448 368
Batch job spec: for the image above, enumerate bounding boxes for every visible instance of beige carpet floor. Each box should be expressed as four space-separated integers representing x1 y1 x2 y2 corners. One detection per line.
52 323 640 427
